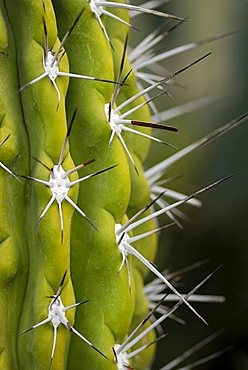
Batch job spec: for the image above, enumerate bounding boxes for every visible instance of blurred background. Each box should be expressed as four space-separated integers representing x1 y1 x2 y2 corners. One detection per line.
131 0 248 369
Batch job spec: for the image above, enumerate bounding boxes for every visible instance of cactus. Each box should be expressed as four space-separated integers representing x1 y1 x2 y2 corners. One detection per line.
0 1 247 369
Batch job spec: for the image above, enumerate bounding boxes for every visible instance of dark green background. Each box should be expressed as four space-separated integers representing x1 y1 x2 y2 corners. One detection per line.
131 0 248 369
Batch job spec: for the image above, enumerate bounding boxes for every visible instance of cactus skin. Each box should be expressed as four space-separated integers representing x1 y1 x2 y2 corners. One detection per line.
5 1 76 369
52 1 157 369
0 0 159 368
0 4 29 369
